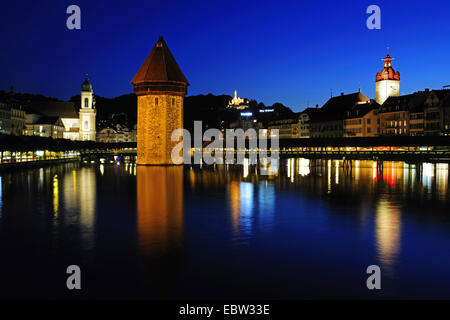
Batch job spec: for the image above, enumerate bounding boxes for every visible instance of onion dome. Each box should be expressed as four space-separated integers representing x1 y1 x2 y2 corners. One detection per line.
81 73 93 92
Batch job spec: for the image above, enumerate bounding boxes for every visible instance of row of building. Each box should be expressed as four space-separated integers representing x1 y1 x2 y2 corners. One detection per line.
267 54 450 138
0 76 137 143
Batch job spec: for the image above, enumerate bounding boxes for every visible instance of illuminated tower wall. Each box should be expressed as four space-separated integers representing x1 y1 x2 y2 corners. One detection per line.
376 53 400 105
131 36 189 165
79 74 97 141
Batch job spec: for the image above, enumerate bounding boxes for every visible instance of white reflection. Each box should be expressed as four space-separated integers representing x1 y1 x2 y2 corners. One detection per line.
437 163 448 199
298 158 310 177
270 158 279 176
63 168 96 251
422 163 434 190
100 164 104 176
243 158 249 178
335 160 339 185
327 159 332 193
287 159 294 183
375 197 401 275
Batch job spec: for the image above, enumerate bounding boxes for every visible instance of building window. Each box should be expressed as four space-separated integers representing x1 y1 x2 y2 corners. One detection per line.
155 98 159 105
84 121 89 130
84 98 89 108
172 98 175 106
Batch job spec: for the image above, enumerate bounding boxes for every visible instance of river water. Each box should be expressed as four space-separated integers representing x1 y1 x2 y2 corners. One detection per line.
0 159 449 299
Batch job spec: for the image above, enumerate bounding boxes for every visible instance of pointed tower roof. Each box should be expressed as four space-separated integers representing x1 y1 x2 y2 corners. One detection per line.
132 36 189 96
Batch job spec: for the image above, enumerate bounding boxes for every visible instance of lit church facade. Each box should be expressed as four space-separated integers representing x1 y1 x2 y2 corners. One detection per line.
62 74 97 141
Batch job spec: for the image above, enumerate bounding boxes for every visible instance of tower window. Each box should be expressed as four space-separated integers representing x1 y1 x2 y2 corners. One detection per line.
84 98 89 108
155 98 159 105
172 98 175 106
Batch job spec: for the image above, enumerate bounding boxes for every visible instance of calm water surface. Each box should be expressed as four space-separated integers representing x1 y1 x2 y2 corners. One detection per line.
0 159 450 299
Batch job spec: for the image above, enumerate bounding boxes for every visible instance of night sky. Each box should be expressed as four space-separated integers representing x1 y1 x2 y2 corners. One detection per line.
1 0 449 111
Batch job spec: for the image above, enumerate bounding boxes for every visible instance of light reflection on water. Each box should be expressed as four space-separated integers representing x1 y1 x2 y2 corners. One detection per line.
0 159 449 298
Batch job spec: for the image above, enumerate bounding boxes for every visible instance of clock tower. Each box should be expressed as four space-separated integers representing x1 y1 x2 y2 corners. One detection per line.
376 53 400 105
79 74 97 141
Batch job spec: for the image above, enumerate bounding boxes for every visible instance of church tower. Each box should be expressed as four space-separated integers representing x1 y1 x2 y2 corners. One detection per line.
79 74 97 141
376 53 400 105
131 36 189 165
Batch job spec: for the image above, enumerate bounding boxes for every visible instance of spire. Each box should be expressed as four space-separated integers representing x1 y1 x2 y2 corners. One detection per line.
132 36 189 96
234 89 237 99
81 73 93 92
376 50 400 82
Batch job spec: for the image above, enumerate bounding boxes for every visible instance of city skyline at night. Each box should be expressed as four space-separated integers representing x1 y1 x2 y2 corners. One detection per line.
1 0 450 111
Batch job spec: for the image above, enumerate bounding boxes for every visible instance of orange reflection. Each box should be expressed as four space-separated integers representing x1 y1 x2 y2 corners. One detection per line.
229 181 240 233
137 166 183 253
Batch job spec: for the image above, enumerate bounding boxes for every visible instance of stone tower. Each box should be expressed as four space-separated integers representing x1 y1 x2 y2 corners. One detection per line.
131 36 189 165
79 73 97 141
376 53 400 105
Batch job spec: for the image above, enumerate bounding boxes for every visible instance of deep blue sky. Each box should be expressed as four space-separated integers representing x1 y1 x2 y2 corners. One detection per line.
1 0 449 111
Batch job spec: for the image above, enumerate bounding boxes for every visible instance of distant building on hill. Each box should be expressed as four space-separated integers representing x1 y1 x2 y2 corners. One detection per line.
227 90 249 110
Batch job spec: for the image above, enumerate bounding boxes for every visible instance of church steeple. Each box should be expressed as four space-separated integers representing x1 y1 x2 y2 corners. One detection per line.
79 73 96 141
81 73 93 92
375 50 401 105
376 53 400 82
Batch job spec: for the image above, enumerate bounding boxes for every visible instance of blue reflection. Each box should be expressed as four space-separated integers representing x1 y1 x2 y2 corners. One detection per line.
258 182 275 232
239 182 254 240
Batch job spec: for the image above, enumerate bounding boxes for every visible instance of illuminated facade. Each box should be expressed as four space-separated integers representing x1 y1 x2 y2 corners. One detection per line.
78 74 97 141
376 53 400 105
228 90 249 110
131 36 189 165
52 74 97 141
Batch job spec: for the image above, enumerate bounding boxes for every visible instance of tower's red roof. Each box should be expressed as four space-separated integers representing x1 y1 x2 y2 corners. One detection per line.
376 53 400 82
132 36 189 95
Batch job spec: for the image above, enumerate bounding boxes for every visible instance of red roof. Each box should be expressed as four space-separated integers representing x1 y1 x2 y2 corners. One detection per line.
376 53 400 82
131 36 189 96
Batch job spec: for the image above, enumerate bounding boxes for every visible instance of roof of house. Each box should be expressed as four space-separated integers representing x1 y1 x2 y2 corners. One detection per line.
310 92 371 123
34 116 63 125
345 101 380 119
380 91 429 113
26 101 78 118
